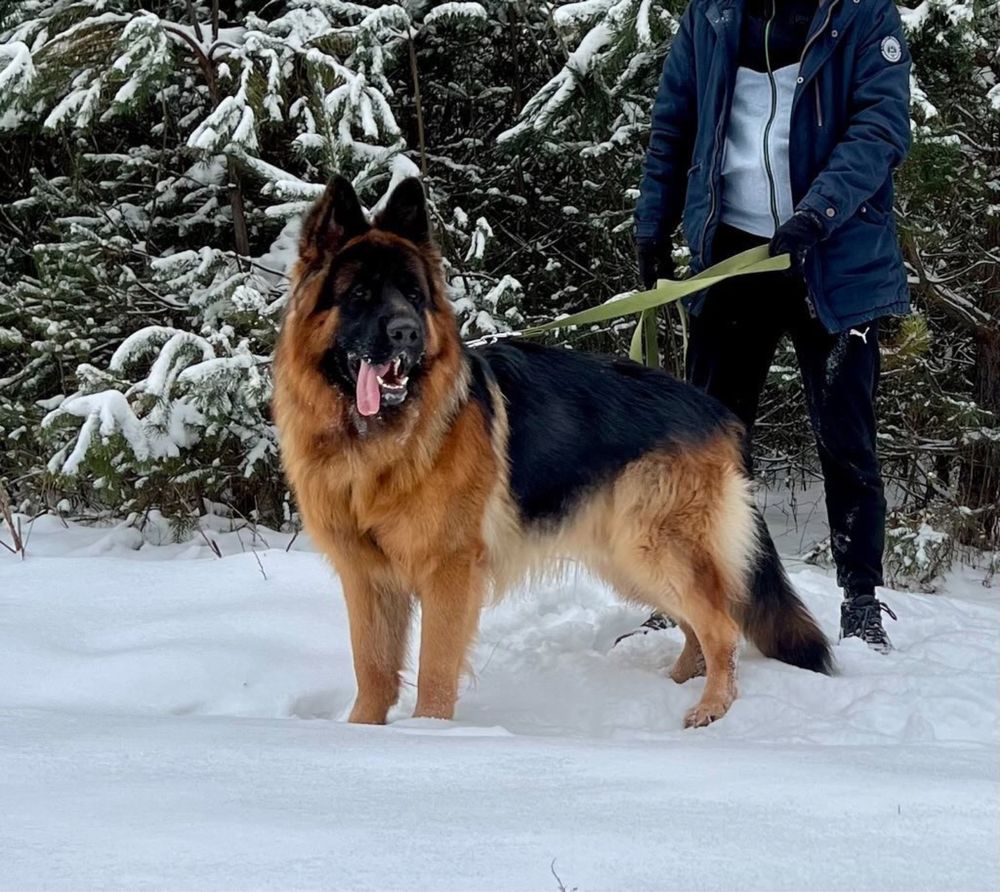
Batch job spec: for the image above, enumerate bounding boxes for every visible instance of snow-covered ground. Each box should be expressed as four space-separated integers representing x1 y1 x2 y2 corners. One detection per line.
1 515 997 891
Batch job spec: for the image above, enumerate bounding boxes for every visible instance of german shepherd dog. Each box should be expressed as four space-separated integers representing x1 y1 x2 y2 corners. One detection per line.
274 177 832 729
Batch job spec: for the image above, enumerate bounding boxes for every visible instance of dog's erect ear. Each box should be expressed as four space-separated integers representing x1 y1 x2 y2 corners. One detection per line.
299 175 369 260
376 177 431 245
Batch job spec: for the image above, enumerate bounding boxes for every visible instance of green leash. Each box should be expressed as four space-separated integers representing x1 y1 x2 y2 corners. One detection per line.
506 245 790 367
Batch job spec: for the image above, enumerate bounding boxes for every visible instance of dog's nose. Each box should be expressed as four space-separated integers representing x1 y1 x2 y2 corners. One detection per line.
387 317 420 346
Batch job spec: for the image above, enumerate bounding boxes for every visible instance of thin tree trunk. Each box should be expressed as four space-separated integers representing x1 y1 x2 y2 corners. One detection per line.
228 170 251 260
508 4 528 197
184 0 203 44
167 16 250 262
961 209 1000 548
408 35 427 176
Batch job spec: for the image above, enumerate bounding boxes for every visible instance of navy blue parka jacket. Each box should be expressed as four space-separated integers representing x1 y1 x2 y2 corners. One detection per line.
635 0 912 332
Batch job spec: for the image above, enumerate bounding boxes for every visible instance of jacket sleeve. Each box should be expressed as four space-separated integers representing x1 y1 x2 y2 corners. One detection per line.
634 4 698 246
796 0 912 236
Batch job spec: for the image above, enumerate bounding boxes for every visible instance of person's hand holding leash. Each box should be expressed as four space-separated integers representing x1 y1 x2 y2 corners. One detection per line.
769 209 825 272
636 239 675 289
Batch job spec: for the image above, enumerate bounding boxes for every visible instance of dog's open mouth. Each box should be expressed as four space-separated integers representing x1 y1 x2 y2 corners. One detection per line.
352 355 410 416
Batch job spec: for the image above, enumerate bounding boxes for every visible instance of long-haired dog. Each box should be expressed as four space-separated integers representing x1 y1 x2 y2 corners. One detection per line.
273 176 832 729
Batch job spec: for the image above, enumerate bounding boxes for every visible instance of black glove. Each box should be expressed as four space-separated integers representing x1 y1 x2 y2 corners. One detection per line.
636 239 675 289
769 210 826 272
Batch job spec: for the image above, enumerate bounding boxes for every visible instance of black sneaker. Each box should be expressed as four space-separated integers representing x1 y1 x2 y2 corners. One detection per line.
840 594 897 654
614 612 676 647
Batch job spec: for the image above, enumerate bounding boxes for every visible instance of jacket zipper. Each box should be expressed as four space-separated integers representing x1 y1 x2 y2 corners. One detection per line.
698 1 842 270
762 0 781 234
797 0 840 78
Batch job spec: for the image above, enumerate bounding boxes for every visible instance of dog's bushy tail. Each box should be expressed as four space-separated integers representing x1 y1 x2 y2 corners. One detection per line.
737 509 834 674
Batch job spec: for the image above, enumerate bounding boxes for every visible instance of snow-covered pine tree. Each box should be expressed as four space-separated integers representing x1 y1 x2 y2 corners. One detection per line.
0 0 403 524
394 0 529 340
0 0 522 528
879 0 1000 580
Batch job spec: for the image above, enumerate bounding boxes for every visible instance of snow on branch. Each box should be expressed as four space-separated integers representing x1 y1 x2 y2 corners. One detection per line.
0 42 35 121
423 3 489 25
111 326 215 392
499 21 614 142
43 390 151 474
553 1 615 28
499 0 661 142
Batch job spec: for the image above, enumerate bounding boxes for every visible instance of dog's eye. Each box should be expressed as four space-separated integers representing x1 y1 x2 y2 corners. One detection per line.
406 289 425 307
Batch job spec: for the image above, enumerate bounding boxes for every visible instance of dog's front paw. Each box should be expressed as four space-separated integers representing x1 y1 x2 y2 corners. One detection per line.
412 702 456 721
348 701 390 725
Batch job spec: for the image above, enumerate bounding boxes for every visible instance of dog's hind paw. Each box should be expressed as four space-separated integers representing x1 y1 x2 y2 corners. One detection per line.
669 653 706 684
683 697 732 728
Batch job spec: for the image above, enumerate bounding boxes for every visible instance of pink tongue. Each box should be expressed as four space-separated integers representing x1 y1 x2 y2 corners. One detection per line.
356 361 390 417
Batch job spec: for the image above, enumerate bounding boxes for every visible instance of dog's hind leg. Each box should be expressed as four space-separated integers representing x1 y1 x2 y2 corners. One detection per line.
342 567 412 725
621 548 739 726
669 620 706 684
601 444 752 727
676 572 741 727
595 556 703 685
413 552 485 720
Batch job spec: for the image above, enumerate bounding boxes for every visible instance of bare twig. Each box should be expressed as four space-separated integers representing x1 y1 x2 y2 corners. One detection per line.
549 860 575 892
198 527 223 558
235 523 269 580
0 484 25 559
250 547 268 580
903 229 994 335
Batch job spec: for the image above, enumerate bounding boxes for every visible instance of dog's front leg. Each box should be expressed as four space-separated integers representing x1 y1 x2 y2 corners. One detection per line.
340 567 412 725
413 552 485 720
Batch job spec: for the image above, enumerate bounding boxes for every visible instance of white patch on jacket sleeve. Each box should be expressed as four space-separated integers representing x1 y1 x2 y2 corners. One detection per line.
881 35 902 63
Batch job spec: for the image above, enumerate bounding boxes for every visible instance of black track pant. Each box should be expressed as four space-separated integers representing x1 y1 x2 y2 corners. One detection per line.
688 224 886 594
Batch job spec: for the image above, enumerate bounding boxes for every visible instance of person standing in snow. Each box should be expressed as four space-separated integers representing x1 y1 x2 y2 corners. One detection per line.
632 0 911 651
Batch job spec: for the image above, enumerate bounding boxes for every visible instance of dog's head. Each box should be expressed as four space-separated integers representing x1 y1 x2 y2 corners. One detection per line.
281 175 457 426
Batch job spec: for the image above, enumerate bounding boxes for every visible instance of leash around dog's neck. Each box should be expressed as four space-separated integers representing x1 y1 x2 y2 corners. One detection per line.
464 245 790 367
